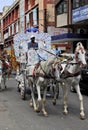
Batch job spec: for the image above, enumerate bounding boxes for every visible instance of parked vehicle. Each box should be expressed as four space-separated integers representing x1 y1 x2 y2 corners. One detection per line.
79 67 88 92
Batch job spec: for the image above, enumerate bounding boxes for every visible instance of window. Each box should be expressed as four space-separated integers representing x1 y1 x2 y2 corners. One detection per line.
32 8 38 26
73 0 85 9
56 0 68 15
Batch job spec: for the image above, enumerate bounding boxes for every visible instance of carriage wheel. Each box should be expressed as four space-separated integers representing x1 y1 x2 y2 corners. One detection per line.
21 86 26 100
21 72 27 100
17 82 21 92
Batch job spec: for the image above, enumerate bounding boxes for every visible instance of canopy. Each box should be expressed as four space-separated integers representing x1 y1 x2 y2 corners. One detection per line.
13 31 51 63
26 27 38 32
51 33 88 43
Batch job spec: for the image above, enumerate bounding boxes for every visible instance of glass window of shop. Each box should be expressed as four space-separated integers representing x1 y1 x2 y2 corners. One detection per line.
56 0 68 15
73 0 85 9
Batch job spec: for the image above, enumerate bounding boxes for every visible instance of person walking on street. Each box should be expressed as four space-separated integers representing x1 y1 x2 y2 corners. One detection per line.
55 46 61 56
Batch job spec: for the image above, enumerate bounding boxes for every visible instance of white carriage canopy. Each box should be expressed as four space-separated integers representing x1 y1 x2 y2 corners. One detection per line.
13 31 52 65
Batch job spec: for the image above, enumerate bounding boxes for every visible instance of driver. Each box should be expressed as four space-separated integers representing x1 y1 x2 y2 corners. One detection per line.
28 35 38 50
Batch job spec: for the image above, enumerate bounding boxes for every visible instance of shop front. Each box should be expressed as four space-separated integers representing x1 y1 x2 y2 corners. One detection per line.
51 33 88 53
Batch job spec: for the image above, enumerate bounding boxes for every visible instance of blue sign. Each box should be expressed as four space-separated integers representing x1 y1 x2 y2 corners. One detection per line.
72 5 88 23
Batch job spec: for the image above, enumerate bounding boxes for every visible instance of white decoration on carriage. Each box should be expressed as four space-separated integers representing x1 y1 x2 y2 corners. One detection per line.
13 31 51 64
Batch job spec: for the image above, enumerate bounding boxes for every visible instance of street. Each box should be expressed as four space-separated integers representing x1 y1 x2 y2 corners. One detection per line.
0 78 88 130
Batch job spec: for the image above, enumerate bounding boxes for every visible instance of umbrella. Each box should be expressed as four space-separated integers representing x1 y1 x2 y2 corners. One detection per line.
26 27 38 32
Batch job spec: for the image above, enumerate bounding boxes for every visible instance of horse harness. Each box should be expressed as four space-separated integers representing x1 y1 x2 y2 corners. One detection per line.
61 62 80 79
32 62 56 79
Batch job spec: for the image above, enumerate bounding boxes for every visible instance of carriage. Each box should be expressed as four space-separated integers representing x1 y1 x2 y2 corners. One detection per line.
13 29 55 100
13 29 87 119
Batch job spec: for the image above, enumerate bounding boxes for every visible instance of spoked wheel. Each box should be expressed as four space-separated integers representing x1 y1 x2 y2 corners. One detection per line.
17 82 21 92
21 86 26 100
20 70 27 100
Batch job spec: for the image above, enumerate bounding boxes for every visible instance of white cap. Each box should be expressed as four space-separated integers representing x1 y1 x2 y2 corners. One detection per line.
30 35 35 39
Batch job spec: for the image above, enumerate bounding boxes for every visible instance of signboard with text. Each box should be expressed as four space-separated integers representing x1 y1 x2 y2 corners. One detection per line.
72 5 88 23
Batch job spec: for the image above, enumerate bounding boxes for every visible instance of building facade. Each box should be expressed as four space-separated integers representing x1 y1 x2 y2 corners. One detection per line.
0 12 3 42
1 0 87 53
1 0 19 47
0 0 56 46
55 0 88 52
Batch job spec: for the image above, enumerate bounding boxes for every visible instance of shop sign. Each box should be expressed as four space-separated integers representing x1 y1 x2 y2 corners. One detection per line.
72 5 88 23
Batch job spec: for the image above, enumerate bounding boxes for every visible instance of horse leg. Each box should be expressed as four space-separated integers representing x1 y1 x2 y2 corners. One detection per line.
36 77 46 113
62 81 68 115
74 84 85 119
27 78 38 112
30 87 38 112
36 84 41 112
42 87 48 116
52 82 59 105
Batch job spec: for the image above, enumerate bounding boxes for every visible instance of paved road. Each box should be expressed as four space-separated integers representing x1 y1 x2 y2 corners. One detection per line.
0 78 88 130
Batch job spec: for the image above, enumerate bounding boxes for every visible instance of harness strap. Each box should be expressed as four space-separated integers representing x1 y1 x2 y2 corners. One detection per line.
61 71 80 79
39 64 51 78
35 72 54 79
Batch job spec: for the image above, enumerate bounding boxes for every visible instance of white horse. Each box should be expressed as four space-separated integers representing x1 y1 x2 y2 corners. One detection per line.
27 56 61 116
58 42 87 119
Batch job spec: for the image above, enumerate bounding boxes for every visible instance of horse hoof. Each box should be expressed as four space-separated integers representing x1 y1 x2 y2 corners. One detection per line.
80 115 86 120
29 102 33 107
44 112 48 117
52 100 56 105
42 110 48 117
34 108 40 113
63 111 68 115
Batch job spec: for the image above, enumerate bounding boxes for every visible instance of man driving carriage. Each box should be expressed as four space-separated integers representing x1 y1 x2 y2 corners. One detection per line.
28 35 38 50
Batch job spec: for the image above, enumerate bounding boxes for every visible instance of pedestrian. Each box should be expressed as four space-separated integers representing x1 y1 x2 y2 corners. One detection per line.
0 42 4 60
28 35 38 50
0 43 10 72
54 46 61 56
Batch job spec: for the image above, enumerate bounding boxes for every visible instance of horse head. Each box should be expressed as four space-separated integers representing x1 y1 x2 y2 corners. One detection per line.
51 58 62 82
75 42 87 68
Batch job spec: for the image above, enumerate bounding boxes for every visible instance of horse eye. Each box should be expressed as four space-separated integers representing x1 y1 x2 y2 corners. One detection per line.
77 52 79 55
